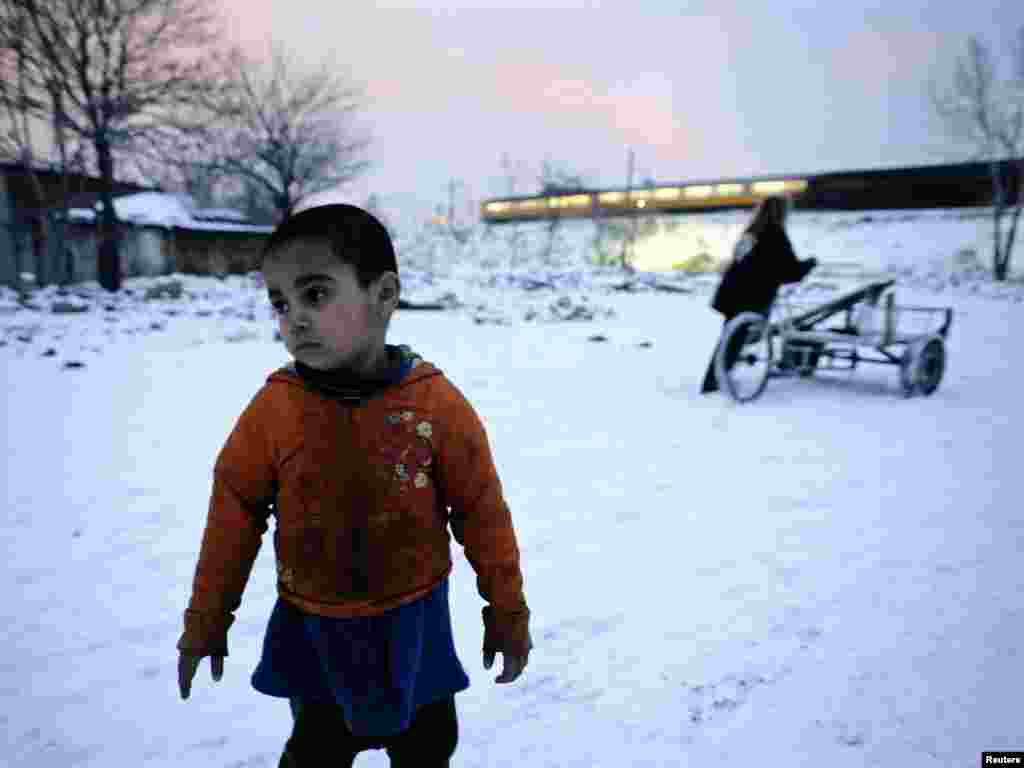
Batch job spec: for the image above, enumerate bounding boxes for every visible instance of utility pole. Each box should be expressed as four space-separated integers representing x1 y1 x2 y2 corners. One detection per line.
620 148 634 270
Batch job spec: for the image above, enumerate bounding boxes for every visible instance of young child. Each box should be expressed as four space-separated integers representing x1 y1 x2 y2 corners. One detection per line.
177 204 532 768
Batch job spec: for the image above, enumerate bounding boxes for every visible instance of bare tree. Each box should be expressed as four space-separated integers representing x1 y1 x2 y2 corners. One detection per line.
493 153 529 267
442 178 474 246
197 45 371 222
0 0 229 291
0 5 89 289
537 159 586 267
0 7 48 291
931 28 1024 281
133 129 223 208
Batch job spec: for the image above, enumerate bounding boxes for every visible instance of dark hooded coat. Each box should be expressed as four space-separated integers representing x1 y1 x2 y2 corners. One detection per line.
710 222 816 318
701 223 816 393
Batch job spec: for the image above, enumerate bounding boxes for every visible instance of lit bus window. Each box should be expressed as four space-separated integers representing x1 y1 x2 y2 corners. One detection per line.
684 185 713 198
654 187 682 199
598 192 625 204
715 183 745 195
545 195 590 208
550 194 591 207
751 180 787 194
752 179 807 195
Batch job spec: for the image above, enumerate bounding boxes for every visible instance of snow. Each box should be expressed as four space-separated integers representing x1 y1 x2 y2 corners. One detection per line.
68 192 274 234
3 209 1023 767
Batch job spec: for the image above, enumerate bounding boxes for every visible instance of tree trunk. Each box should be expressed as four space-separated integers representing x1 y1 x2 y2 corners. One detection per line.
1003 161 1024 281
1004 204 1022 281
993 206 1005 281
277 193 293 221
96 137 122 292
54 86 72 286
991 162 1007 282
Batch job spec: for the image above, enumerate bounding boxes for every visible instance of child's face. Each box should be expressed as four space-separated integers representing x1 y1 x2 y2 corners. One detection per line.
263 238 399 373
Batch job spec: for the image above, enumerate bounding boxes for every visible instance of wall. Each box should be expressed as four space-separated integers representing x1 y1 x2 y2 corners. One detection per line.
171 230 269 276
0 173 16 286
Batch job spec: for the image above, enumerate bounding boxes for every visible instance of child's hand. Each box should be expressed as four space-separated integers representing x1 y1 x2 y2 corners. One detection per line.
482 605 532 684
178 652 224 700
483 650 528 684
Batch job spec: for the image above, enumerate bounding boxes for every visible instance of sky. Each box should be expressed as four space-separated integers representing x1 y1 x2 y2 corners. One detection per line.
3 213 1024 767
215 1 1024 225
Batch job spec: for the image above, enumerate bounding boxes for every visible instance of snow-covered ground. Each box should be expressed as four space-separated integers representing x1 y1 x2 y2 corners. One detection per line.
3 209 1023 767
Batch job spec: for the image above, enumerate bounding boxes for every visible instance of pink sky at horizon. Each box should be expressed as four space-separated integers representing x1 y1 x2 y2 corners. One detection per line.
216 1 1023 225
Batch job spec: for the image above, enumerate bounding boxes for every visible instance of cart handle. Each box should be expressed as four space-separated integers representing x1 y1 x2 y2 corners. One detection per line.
889 305 955 338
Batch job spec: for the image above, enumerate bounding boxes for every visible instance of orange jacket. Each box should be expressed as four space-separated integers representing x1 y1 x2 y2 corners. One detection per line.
178 356 530 658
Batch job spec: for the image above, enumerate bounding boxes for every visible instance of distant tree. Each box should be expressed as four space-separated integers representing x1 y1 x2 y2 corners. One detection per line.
134 129 223 209
930 27 1024 281
362 193 395 235
537 159 586 267
0 0 230 292
0 6 53 290
442 178 474 246
197 45 371 222
496 153 529 267
218 175 279 225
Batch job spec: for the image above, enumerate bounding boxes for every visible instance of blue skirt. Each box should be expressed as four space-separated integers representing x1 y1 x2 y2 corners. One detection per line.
251 577 470 738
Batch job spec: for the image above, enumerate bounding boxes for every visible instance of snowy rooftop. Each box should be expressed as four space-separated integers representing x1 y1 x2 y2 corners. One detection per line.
68 192 274 234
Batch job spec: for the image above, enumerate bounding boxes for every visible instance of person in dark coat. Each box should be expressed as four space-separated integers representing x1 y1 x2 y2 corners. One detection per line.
700 195 817 394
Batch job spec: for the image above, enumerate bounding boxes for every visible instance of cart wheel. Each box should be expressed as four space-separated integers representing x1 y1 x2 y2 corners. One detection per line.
715 312 774 403
901 334 946 397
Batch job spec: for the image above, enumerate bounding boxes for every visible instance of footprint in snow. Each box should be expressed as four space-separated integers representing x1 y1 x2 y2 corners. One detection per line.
514 673 603 708
683 623 826 730
684 672 772 727
541 614 625 645
814 718 868 748
138 665 161 681
184 735 229 754
224 756 272 768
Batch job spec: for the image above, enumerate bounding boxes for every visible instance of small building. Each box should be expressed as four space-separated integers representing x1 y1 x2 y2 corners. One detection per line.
67 192 274 282
0 161 151 287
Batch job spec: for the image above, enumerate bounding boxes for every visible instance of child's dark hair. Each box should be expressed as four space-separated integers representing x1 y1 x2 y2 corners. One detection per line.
261 204 398 289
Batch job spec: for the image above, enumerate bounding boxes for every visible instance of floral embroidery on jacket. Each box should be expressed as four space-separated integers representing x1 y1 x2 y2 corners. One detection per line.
380 411 435 491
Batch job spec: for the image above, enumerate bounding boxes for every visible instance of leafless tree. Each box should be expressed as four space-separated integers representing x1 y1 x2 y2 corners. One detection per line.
0 0 230 291
196 45 371 222
442 178 475 246
133 128 224 209
0 5 91 289
930 28 1024 281
537 159 586 267
495 152 529 267
0 7 48 290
